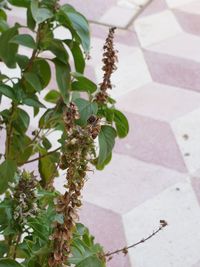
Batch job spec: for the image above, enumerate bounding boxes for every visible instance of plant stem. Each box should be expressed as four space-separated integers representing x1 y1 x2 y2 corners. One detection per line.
13 233 21 259
5 102 16 159
24 146 61 164
105 221 168 258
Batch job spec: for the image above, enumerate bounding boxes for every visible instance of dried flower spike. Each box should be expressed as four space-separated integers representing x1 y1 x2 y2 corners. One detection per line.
95 27 118 103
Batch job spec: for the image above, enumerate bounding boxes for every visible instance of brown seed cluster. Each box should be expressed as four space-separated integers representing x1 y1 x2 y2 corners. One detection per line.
49 103 101 266
13 171 38 225
95 27 118 104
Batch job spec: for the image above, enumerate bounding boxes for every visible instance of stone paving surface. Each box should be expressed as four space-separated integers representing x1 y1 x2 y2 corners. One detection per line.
2 0 200 266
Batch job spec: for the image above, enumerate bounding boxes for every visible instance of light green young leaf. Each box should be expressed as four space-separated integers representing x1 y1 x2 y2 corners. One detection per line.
31 0 54 23
10 34 36 49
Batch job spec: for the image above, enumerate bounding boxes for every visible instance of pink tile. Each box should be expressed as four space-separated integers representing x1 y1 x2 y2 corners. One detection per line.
144 50 200 92
173 10 200 36
148 33 200 62
98 6 136 28
61 0 117 22
191 176 200 206
82 153 186 214
114 113 187 172
116 82 200 122
139 0 167 17
79 202 131 267
90 24 140 47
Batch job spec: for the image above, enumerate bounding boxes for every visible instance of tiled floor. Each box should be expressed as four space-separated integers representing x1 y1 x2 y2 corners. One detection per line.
72 1 200 266
3 0 200 266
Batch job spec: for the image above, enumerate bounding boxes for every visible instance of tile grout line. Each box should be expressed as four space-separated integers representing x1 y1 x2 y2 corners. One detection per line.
88 0 153 30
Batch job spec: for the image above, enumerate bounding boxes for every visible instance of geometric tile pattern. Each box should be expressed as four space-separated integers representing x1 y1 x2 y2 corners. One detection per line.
2 1 200 266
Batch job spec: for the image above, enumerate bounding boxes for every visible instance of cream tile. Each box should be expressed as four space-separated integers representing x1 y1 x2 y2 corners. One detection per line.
134 10 183 47
123 182 200 267
171 108 200 174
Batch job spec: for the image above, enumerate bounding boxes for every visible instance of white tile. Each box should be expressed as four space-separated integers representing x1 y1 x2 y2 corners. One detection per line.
123 182 200 267
177 1 200 15
98 6 137 28
148 33 200 63
171 108 200 174
166 0 194 8
91 38 152 98
134 10 183 47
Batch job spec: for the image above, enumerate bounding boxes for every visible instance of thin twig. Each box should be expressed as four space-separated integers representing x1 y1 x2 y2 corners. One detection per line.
105 220 168 258
24 146 61 164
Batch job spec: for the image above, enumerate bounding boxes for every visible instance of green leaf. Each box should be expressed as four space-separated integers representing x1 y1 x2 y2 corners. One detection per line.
69 224 105 267
60 5 90 52
0 241 8 257
76 256 103 267
39 151 59 187
44 39 68 64
39 108 63 129
0 9 7 21
16 54 29 69
53 58 71 104
95 153 112 171
0 84 16 100
74 98 98 126
98 126 116 166
10 34 36 49
10 135 33 166
114 110 129 138
28 218 49 241
64 40 85 73
13 108 30 133
0 26 19 68
31 0 54 23
0 160 17 194
71 72 97 94
44 90 60 104
23 95 46 108
32 58 51 88
42 137 52 150
27 6 36 30
0 20 9 33
7 0 30 7
24 72 42 92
